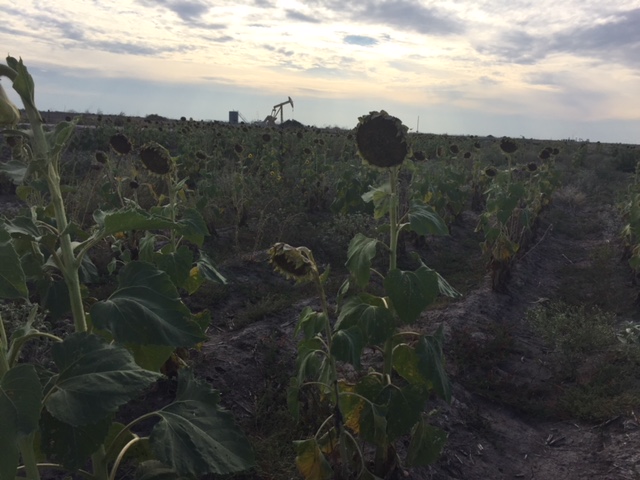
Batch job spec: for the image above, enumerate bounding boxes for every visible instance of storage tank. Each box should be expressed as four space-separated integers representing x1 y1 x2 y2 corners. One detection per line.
229 111 239 124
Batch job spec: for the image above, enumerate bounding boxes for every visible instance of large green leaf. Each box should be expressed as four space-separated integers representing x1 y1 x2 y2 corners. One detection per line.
0 228 28 299
46 333 161 426
407 418 448 466
336 296 394 345
415 328 451 402
149 370 255 476
361 182 391 220
175 208 209 247
392 330 450 402
196 252 227 285
330 326 364 368
39 409 111 470
384 267 439 324
294 307 326 340
293 438 333 480
385 385 426 441
93 209 176 237
345 234 378 288
0 364 42 480
408 204 449 236
153 245 192 290
91 262 205 347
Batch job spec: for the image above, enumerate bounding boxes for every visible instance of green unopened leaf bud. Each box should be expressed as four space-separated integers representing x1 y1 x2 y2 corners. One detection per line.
0 80 20 127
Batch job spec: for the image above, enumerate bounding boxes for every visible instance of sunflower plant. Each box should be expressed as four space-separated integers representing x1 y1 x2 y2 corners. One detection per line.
475 141 557 291
0 56 254 480
271 111 460 479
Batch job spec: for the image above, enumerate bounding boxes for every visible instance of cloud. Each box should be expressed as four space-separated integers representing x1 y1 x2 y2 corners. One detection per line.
344 35 378 46
551 8 640 67
312 0 464 36
285 10 321 23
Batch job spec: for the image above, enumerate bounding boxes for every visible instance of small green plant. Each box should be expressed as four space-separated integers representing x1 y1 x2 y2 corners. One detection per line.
270 111 460 479
0 56 254 480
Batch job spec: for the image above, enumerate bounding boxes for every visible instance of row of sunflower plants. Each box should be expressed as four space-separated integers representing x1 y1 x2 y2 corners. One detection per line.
475 140 558 291
0 57 255 480
620 163 640 304
269 111 461 479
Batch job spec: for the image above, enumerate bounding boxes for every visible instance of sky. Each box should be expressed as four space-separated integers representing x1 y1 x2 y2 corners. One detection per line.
1 0 639 143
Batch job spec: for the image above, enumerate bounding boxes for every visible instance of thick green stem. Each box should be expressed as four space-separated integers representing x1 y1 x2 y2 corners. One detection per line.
18 433 41 480
43 146 87 333
91 445 109 480
311 259 350 478
19 76 87 333
383 167 400 380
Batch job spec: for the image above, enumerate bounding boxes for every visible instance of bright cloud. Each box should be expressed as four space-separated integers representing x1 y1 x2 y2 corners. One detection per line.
0 0 639 142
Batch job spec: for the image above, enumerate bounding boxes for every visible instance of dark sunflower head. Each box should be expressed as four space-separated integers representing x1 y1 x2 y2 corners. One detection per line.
109 133 132 155
268 243 314 282
139 141 174 176
355 110 408 168
484 166 498 177
538 149 551 160
412 150 427 161
499 138 518 154
95 150 108 164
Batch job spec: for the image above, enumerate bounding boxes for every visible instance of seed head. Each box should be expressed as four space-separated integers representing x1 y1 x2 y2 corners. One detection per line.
139 141 174 176
268 243 314 282
499 138 518 154
484 166 498 177
109 133 132 155
355 110 408 168
95 150 108 164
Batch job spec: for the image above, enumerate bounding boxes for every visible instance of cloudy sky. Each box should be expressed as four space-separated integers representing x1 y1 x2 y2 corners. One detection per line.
1 0 639 142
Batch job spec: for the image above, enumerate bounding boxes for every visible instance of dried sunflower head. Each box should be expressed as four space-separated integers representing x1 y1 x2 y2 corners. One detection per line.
139 141 174 176
110 133 133 155
95 150 108 164
268 242 315 282
499 138 518 154
355 110 408 168
484 166 498 177
538 149 551 160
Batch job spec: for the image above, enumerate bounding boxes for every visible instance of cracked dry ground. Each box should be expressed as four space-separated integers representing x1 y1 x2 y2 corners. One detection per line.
193 161 640 480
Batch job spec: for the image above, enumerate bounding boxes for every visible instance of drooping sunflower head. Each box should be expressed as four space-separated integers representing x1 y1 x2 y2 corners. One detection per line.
499 138 518 154
109 133 133 155
355 110 408 168
268 242 315 282
95 150 108 164
139 141 174 176
484 166 498 177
